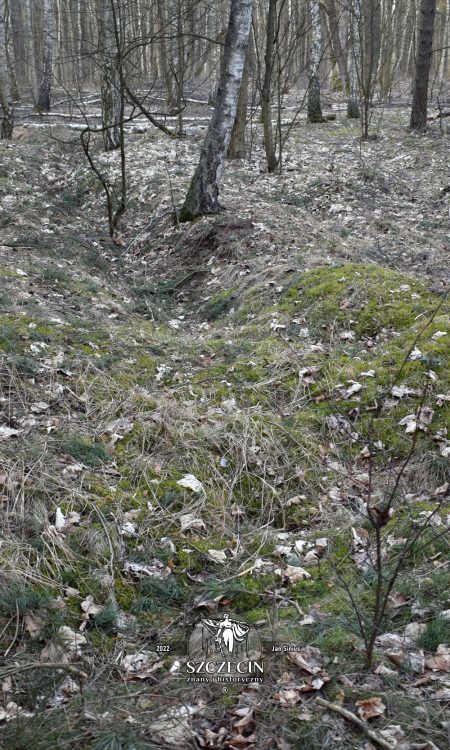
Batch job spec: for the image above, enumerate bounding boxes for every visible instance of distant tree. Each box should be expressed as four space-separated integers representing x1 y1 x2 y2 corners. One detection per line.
410 0 437 130
261 0 278 171
179 0 252 222
307 0 324 123
0 0 13 138
36 0 54 112
324 0 348 92
347 0 361 118
360 0 381 137
99 0 121 151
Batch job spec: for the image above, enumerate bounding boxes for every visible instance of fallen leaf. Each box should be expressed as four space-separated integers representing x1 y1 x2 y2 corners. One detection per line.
391 384 420 398
54 507 67 532
288 646 323 674
177 474 204 493
345 382 363 398
425 644 450 672
180 513 206 532
123 560 171 579
121 651 164 680
278 565 311 583
0 426 21 441
431 331 447 340
208 549 227 564
398 406 434 433
41 626 86 663
355 696 386 720
24 610 44 639
0 701 34 722
150 704 204 746
80 595 102 631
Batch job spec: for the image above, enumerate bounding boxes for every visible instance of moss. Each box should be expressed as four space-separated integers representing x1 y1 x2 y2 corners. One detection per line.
59 436 109 468
114 578 137 610
278 263 447 337
315 625 356 655
203 290 236 322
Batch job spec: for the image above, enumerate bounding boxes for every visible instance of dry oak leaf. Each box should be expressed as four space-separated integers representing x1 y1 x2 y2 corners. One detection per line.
24 610 45 640
41 626 86 663
121 651 164 680
425 644 450 672
278 565 311 583
355 696 386 721
273 687 303 706
288 646 323 674
180 513 206 533
80 595 102 631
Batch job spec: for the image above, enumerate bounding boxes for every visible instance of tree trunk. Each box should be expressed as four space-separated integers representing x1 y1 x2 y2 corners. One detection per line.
37 0 53 112
410 0 437 129
228 38 250 159
308 0 324 123
179 0 252 222
99 0 120 151
347 0 361 118
261 0 278 172
324 0 348 91
9 0 27 91
0 0 13 138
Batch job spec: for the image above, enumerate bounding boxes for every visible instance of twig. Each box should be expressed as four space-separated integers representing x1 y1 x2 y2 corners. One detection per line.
315 697 395 750
4 601 20 658
0 662 88 680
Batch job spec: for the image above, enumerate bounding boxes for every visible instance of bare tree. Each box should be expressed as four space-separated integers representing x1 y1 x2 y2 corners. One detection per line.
410 0 437 129
261 0 278 171
179 0 252 222
307 0 324 123
99 0 121 151
0 0 13 138
347 0 361 118
36 0 54 112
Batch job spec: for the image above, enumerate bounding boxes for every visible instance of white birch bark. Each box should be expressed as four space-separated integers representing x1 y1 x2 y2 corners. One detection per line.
0 0 13 138
348 0 361 117
37 0 54 112
99 0 120 151
179 0 253 221
308 0 324 122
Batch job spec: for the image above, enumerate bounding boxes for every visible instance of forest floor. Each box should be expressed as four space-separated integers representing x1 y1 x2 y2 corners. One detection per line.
0 95 449 749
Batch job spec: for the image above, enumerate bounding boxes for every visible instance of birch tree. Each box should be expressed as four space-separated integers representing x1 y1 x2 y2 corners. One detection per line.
99 0 120 151
179 0 252 222
307 0 324 123
0 0 13 138
228 40 250 160
347 0 361 118
37 0 54 112
410 0 437 129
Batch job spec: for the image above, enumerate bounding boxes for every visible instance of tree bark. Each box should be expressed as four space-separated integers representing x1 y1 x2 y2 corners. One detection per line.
347 0 361 118
37 0 54 112
410 0 437 129
324 0 348 91
228 37 250 160
308 0 324 123
99 0 120 151
261 0 278 172
0 0 13 138
179 0 252 222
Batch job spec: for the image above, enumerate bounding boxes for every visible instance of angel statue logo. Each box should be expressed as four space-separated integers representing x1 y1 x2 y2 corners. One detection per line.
186 614 264 685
